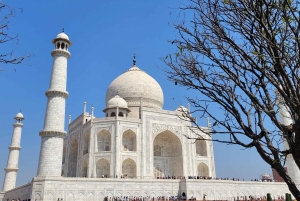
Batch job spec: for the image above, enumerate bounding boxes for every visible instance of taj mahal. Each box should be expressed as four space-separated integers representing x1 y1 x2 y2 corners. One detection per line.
0 32 299 201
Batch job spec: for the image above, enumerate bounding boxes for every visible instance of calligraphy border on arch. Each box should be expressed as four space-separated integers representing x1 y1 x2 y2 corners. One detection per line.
122 155 137 163
95 155 111 163
122 126 137 134
152 123 183 140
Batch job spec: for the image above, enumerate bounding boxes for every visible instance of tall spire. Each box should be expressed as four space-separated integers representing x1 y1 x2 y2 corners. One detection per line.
37 32 71 177
2 112 24 192
133 52 136 66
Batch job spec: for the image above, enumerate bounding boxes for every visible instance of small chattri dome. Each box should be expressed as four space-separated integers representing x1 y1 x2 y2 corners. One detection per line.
14 112 24 120
262 173 271 180
56 32 69 40
107 95 128 109
176 105 188 113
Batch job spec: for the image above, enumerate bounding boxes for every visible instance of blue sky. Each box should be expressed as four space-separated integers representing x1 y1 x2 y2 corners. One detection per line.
0 0 271 186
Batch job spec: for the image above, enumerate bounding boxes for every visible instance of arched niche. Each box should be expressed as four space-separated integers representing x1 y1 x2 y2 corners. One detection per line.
153 130 183 178
195 137 207 156
83 133 90 155
82 161 88 177
96 158 110 178
122 158 136 178
67 138 78 177
197 162 209 177
97 130 111 151
122 129 136 151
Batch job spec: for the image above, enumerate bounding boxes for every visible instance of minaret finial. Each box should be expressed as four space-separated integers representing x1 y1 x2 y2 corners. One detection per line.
62 28 64 32
133 52 136 66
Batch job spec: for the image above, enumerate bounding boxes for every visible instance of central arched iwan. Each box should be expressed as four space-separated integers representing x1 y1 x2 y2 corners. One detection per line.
153 130 183 178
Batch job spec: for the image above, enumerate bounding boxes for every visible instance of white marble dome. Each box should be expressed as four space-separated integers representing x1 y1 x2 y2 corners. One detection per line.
14 112 24 119
176 105 188 113
107 95 128 109
56 32 69 40
106 66 164 109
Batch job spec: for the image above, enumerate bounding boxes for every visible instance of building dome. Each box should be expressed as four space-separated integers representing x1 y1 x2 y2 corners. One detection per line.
107 95 128 109
56 32 69 40
262 173 271 180
106 66 164 109
14 112 24 119
176 105 188 113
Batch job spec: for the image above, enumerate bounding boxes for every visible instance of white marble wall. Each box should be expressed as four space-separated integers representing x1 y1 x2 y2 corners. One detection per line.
2 177 294 201
63 107 215 180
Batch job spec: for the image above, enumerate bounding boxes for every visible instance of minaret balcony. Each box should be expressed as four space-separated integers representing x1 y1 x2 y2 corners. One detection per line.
51 49 71 58
4 167 19 172
8 146 21 150
45 90 69 98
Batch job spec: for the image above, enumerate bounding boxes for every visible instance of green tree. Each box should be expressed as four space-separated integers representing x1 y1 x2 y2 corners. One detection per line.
0 2 29 71
164 0 300 199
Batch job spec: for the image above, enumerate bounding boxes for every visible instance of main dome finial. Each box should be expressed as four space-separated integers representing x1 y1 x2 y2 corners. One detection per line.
133 52 136 66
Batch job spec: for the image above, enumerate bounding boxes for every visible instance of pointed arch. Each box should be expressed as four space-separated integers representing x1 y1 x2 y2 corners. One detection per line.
122 129 136 151
196 137 207 156
83 133 90 155
97 130 111 151
197 162 209 177
47 193 54 200
68 138 78 177
67 192 75 201
153 130 183 177
87 193 94 201
122 158 136 178
78 193 85 201
35 193 41 200
61 42 65 49
96 158 110 178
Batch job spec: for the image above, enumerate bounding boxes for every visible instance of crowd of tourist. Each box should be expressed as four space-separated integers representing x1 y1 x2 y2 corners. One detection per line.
154 176 274 182
5 194 288 201
104 193 188 201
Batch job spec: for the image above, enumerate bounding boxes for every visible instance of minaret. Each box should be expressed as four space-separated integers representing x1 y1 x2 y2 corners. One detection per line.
277 93 300 183
2 112 24 192
37 31 71 177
